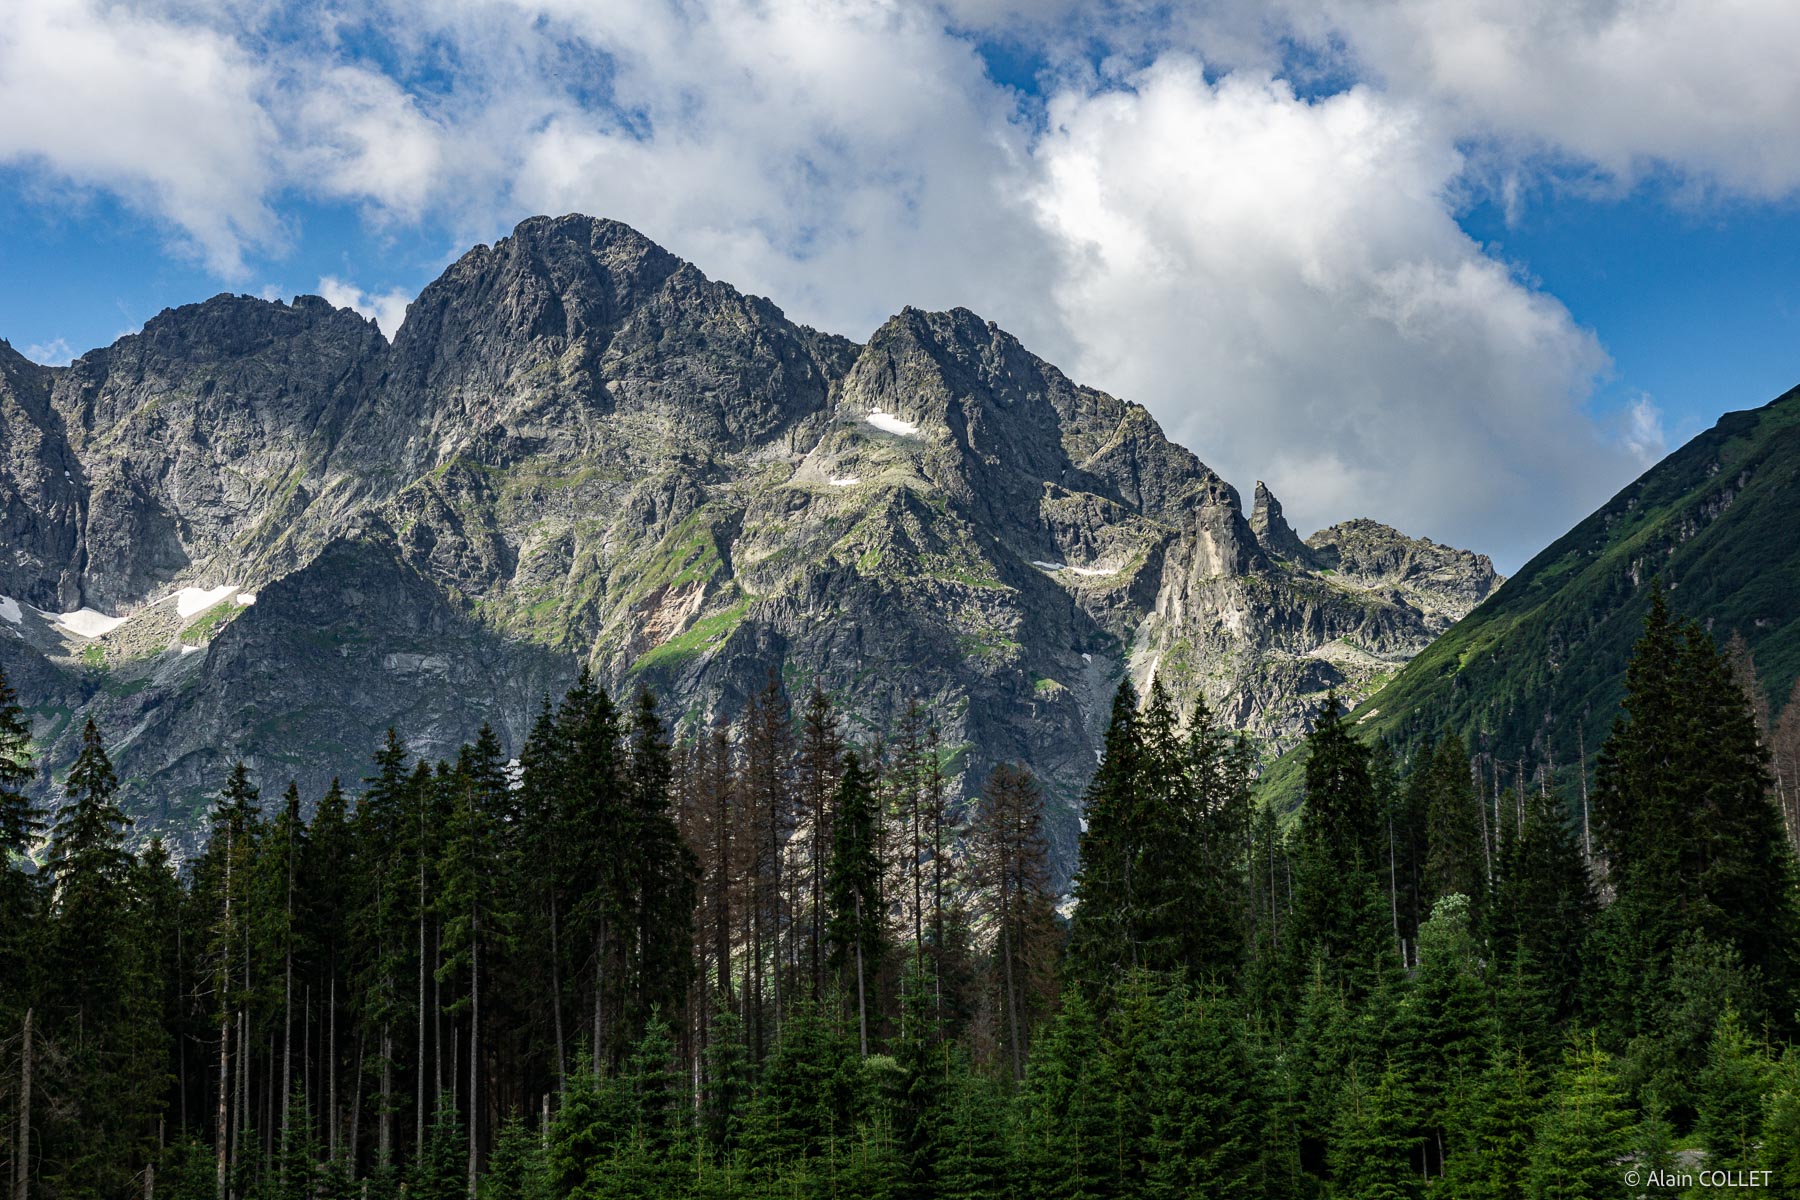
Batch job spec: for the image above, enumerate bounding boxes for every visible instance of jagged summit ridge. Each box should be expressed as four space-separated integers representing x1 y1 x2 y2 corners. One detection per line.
0 214 1501 872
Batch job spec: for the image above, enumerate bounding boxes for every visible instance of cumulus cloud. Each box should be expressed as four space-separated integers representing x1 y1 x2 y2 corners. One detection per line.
316 276 413 340
0 0 278 274
288 65 447 221
1299 0 1800 199
1027 60 1618 557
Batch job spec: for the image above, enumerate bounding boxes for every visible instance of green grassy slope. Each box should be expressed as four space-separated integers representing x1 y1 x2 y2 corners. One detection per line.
1261 383 1800 801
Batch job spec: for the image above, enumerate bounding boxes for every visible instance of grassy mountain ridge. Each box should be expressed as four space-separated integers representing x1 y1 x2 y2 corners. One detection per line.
1265 382 1800 799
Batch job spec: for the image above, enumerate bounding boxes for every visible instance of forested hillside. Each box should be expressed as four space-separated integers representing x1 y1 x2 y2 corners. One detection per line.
1324 384 1800 801
3 586 1799 1197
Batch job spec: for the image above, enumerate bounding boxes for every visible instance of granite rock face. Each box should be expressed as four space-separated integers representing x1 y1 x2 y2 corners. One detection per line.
0 215 1500 875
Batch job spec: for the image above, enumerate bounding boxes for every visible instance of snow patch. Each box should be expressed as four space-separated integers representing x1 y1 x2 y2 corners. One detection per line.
1031 561 1067 572
173 585 238 618
236 592 257 606
180 644 203 656
829 476 861 486
866 409 920 437
1081 652 1093 663
0 596 20 625
1067 565 1117 577
57 608 127 638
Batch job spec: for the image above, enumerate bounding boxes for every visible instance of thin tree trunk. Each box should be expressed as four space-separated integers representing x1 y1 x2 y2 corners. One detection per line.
1001 918 1022 1083
282 818 295 1158
930 739 944 1022
215 827 232 1200
281 950 292 1164
1387 810 1400 959
435 922 445 1108
418 859 428 1154
234 1008 247 1187
550 899 567 1092
468 909 480 1199
1577 723 1593 863
328 973 339 1163
350 1034 366 1179
853 894 869 1058
379 1021 393 1168
16 1008 32 1200
601 928 615 1065
1479 757 1494 886
266 1026 275 1163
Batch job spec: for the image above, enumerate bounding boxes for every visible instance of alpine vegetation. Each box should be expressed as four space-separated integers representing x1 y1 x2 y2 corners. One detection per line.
3 579 1798 1195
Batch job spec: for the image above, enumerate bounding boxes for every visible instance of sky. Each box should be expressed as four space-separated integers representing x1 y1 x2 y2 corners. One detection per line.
1 1 1797 573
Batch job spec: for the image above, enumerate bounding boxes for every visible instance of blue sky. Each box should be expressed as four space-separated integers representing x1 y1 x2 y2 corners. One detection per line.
2 0 1797 572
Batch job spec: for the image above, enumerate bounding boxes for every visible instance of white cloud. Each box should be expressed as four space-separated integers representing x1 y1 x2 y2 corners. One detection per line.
316 276 414 340
1621 394 1667 465
23 337 74 366
288 64 446 220
1026 59 1622 561
0 0 278 274
1299 0 1800 200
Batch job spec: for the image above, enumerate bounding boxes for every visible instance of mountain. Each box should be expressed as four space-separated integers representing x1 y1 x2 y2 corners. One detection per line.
0 214 1499 873
1280 383 1800 795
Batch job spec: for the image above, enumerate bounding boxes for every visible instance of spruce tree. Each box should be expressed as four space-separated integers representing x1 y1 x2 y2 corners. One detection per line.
1398 892 1490 1174
970 762 1058 1081
1147 987 1267 1198
1526 1038 1633 1200
1288 692 1387 993
0 668 41 1009
1328 1061 1423 1200
352 729 414 1170
1491 779 1595 1026
1591 587 1800 1036
1019 989 1112 1200
1440 1046 1544 1200
481 1115 551 1200
825 751 883 1057
1695 1004 1772 1173
1065 681 1144 993
42 719 158 1191
1420 734 1487 920
1761 1046 1800 1194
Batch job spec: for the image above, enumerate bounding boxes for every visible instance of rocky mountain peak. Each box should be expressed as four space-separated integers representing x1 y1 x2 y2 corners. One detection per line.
0 213 1504 879
1305 518 1502 618
1248 480 1315 564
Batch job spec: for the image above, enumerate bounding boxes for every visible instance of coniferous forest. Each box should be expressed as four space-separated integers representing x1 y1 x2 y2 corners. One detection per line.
5 589 1800 1198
